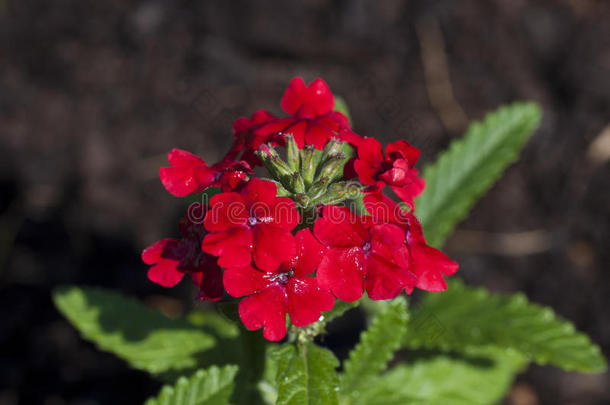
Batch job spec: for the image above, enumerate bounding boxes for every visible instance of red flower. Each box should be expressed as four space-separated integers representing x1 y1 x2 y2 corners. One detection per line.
223 229 334 341
281 77 335 117
313 205 415 302
363 192 458 291
202 178 300 271
159 149 250 197
354 138 424 210
227 110 286 167
274 77 359 150
141 204 223 301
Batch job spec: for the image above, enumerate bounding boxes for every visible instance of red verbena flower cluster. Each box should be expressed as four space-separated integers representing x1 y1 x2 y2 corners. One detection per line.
143 77 458 341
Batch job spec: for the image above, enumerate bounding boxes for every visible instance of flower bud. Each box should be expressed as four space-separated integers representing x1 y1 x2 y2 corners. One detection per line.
322 138 343 158
290 172 306 193
315 153 347 184
307 177 329 200
257 144 297 191
300 146 322 188
285 135 300 172
312 181 364 205
269 180 292 197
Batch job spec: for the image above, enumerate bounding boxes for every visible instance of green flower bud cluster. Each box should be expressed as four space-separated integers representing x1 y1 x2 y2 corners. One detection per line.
256 137 364 209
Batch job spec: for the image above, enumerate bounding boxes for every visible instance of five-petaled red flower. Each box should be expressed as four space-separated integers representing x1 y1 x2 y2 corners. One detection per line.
202 178 300 271
354 138 424 210
141 203 223 301
363 192 459 291
273 77 359 150
160 149 250 197
314 205 416 302
226 110 286 167
224 229 334 341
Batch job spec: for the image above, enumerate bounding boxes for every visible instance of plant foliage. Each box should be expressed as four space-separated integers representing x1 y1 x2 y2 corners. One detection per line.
404 280 607 373
144 365 238 405
53 287 215 376
416 102 542 247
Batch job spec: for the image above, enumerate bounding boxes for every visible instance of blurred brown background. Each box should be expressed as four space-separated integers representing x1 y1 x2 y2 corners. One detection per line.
1 0 609 404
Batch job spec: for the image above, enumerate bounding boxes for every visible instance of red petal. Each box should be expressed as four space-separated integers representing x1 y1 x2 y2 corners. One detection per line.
364 255 415 300
223 264 269 297
354 138 383 186
385 140 420 165
281 77 307 116
343 157 357 180
219 170 248 192
284 120 307 149
314 205 367 248
305 124 334 150
292 229 326 277
253 224 296 272
159 167 199 197
320 111 350 130
379 166 407 186
233 117 252 135
338 129 364 148
254 117 293 139
250 109 277 126
159 150 209 196
192 260 224 301
238 285 288 341
193 166 218 189
204 192 248 232
147 260 184 287
141 239 172 264
413 268 448 292
404 212 458 291
391 174 425 211
411 244 458 290
317 247 365 302
357 137 383 164
167 148 206 167
269 197 300 231
363 192 406 225
286 277 335 327
370 223 409 268
242 178 278 208
306 78 334 116
201 228 253 268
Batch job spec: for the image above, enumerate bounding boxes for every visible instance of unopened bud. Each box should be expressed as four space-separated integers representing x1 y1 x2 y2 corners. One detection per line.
290 172 306 193
300 146 321 188
312 181 364 206
269 180 292 197
257 144 297 192
307 177 329 200
285 135 300 172
315 154 347 184
322 138 344 159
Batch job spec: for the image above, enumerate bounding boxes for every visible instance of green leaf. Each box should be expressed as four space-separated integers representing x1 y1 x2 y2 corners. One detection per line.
334 96 352 127
53 286 215 376
355 347 526 405
273 343 340 405
186 310 240 339
416 102 542 247
341 297 408 397
144 365 238 405
404 280 607 373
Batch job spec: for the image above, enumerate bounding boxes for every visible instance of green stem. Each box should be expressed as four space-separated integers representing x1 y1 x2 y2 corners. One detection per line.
235 329 266 405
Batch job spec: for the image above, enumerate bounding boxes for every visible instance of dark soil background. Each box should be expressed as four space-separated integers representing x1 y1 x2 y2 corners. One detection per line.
1 0 609 404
